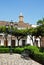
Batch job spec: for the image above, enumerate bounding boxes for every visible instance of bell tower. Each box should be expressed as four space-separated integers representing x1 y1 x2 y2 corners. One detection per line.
19 12 24 22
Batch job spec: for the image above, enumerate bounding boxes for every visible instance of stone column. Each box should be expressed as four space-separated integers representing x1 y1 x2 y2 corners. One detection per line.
36 37 40 47
27 35 33 45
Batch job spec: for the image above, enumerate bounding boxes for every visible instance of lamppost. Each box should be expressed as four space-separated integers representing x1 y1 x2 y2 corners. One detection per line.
9 22 13 54
5 24 8 47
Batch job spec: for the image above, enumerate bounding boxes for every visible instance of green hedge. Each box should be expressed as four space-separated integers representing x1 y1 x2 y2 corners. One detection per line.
0 46 6 48
0 48 9 53
39 47 44 52
22 46 44 64
33 52 44 64
13 47 24 54
0 47 24 53
25 46 44 64
24 46 39 56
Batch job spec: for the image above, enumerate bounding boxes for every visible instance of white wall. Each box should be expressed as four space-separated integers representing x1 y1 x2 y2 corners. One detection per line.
36 37 40 47
0 34 41 47
0 39 4 46
15 39 22 46
27 35 33 46
19 39 22 46
8 39 11 46
15 38 18 46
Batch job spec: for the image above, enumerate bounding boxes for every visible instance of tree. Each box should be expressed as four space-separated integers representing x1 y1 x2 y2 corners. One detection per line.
0 26 29 46
37 18 44 36
13 28 28 46
37 18 44 25
28 28 35 36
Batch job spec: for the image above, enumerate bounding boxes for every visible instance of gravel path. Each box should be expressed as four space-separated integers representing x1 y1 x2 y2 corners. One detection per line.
0 53 42 65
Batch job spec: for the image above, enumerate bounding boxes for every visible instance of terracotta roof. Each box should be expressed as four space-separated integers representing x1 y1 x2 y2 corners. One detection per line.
18 21 31 28
0 21 31 28
0 21 10 26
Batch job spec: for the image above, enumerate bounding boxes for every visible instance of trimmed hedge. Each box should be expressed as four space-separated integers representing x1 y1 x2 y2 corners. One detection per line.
33 52 44 64
39 47 44 52
22 46 44 64
0 46 6 48
13 47 24 54
0 48 9 53
24 46 39 56
0 47 24 53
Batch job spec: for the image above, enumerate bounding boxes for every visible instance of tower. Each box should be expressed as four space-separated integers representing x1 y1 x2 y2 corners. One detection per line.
19 12 24 22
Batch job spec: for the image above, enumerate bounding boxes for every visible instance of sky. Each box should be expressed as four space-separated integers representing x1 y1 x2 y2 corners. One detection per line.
0 0 44 24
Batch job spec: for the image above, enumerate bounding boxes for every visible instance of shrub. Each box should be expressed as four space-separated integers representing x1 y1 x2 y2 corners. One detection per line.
13 47 24 54
0 48 9 53
33 52 44 64
24 46 39 56
23 45 44 64
0 46 6 48
39 47 44 52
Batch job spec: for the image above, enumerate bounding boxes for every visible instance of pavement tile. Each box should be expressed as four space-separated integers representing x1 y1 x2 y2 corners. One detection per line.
0 53 42 65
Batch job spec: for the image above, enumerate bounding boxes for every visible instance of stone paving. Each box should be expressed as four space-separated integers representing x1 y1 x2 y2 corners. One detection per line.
0 53 42 65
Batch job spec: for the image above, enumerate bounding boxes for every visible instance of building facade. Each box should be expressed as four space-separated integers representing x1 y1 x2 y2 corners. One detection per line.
0 13 43 47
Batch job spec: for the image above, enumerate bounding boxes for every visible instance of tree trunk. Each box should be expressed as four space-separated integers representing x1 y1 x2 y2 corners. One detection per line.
18 40 19 46
6 37 7 47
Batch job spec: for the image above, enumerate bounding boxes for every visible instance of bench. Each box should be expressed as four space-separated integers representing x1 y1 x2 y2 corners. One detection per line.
21 49 30 58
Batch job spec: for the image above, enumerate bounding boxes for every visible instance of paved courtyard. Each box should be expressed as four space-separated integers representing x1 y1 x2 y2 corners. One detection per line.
0 53 42 65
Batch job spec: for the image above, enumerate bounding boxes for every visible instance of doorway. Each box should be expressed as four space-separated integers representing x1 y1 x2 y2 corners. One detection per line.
22 40 26 46
11 40 15 47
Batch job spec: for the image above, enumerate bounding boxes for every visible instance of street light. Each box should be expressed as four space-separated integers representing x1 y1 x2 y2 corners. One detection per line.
9 22 13 54
5 24 9 47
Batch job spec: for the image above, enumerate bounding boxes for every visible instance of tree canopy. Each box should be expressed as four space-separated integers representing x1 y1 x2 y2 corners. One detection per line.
36 18 44 36
0 26 29 46
37 18 44 25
